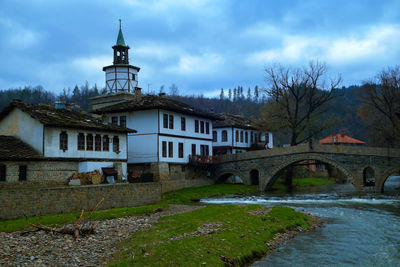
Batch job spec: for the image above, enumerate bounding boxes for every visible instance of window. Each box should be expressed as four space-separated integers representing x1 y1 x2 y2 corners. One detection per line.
222 130 228 142
259 133 262 142
235 130 239 142
111 116 118 125
163 114 168 128
200 121 205 133
19 165 27 181
162 141 167 157
195 120 199 133
169 115 174 129
191 144 196 155
200 145 205 156
168 141 173 158
245 132 248 143
181 117 186 131
86 134 93 150
206 122 210 134
59 131 68 151
95 134 102 151
120 116 126 128
0 165 5 182
254 133 258 143
178 142 184 158
200 145 209 156
251 132 254 144
113 136 120 153
78 133 85 150
213 131 217 142
103 135 109 151
240 131 244 142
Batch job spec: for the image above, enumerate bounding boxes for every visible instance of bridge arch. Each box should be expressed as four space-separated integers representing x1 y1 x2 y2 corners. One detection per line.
377 166 400 193
262 153 356 191
215 169 245 184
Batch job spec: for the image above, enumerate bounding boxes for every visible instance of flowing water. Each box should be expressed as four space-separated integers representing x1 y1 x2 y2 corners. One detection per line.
201 178 400 267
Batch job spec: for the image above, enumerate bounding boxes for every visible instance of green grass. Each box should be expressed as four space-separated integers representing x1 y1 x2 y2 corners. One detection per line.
272 177 336 193
0 203 169 232
161 184 259 204
109 205 314 266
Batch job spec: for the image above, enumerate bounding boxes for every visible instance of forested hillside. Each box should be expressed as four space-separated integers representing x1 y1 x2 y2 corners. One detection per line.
0 84 366 142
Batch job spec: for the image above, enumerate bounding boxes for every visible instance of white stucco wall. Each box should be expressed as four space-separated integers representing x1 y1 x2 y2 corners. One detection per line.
128 134 158 163
158 109 213 140
213 127 233 147
0 108 44 154
44 126 128 160
158 135 213 163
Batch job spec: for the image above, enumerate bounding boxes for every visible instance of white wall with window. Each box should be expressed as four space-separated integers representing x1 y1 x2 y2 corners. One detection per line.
158 136 212 163
158 109 212 140
44 127 127 160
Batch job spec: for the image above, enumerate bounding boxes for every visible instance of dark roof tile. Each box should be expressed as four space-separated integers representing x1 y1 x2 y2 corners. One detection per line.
0 100 136 133
0 135 42 160
93 94 220 120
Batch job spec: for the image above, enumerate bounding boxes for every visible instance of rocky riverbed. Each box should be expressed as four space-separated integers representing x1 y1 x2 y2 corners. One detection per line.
0 205 204 267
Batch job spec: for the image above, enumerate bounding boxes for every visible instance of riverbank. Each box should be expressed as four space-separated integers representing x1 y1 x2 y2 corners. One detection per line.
0 184 319 266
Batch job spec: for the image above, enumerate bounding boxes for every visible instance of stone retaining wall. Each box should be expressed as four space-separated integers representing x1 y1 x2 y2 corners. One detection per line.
0 178 214 220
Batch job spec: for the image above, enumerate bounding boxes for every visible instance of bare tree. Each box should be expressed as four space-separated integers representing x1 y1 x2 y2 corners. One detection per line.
262 61 341 146
359 66 400 147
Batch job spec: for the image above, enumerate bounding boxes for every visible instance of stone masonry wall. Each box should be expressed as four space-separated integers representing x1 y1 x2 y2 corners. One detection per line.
1 161 78 185
0 178 214 220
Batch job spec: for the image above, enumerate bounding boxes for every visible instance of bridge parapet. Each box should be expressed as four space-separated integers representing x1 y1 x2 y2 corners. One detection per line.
217 144 400 163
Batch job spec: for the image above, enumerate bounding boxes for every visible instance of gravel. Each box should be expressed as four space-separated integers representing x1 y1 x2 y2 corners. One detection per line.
0 204 204 267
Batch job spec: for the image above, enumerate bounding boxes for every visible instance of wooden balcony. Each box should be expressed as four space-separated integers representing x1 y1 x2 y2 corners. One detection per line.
189 155 221 165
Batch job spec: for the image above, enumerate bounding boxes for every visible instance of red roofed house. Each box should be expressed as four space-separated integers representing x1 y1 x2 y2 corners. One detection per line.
319 133 365 146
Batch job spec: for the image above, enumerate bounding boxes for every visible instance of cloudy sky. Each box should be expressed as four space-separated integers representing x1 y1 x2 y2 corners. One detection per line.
1 0 400 97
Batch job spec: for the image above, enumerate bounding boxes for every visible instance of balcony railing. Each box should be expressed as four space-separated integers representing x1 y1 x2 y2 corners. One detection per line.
189 155 221 165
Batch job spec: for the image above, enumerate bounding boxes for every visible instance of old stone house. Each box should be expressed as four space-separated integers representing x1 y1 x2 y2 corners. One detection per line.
0 99 135 185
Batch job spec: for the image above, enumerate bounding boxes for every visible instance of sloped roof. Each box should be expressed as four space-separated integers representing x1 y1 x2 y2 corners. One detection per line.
116 28 126 46
0 135 42 160
0 100 136 133
213 113 257 130
319 133 365 144
93 94 220 120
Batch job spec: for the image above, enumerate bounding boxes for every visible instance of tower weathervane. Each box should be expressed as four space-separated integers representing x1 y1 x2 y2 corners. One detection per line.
119 19 122 30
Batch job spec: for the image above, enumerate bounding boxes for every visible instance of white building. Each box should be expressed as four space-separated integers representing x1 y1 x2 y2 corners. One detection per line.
93 94 218 165
90 25 219 181
0 100 134 184
212 113 273 155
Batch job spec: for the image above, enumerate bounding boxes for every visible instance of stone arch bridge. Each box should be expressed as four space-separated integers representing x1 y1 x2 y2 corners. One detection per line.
212 144 400 192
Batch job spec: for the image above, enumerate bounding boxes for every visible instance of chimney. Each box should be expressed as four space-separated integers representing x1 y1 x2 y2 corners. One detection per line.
134 87 142 102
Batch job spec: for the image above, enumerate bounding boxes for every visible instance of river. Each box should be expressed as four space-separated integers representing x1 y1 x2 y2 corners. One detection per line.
201 178 400 266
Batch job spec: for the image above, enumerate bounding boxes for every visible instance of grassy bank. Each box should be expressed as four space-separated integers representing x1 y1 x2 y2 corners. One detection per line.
110 205 315 266
271 177 335 193
162 184 259 204
0 184 257 232
0 203 168 232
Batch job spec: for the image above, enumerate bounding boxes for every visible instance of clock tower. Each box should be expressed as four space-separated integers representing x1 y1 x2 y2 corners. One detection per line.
103 20 141 94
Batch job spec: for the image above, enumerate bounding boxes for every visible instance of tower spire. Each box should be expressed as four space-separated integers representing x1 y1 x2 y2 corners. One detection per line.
116 19 126 46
